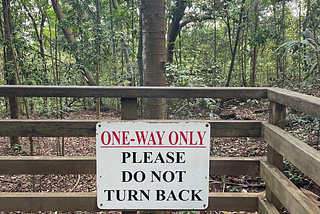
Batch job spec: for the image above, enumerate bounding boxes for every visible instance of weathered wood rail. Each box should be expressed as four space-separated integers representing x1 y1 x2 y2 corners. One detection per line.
0 86 319 214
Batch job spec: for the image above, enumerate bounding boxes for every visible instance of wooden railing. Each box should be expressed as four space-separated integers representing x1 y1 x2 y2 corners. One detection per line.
0 86 319 214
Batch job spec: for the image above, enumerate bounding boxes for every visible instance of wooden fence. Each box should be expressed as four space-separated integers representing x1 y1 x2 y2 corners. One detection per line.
0 86 319 214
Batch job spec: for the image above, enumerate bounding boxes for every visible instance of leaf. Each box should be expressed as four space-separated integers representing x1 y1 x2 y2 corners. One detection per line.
303 62 318 80
274 41 298 56
309 62 318 75
300 39 316 51
274 42 288 53
271 0 276 5
264 0 268 7
283 41 299 57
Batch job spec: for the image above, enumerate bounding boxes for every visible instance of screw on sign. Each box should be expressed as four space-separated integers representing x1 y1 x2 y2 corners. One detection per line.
96 122 210 210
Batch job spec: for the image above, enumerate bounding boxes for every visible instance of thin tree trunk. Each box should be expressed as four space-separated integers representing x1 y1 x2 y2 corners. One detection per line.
0 6 8 114
131 0 135 85
4 2 33 159
39 1 56 86
137 11 143 86
40 0 64 156
281 0 286 88
225 14 233 56
213 0 217 86
298 0 301 88
309 0 320 77
109 0 117 82
112 0 132 81
225 0 246 87
2 0 19 149
96 0 101 119
241 27 245 86
244 24 247 86
23 3 46 63
179 31 182 66
51 0 96 86
166 0 187 64
251 0 258 87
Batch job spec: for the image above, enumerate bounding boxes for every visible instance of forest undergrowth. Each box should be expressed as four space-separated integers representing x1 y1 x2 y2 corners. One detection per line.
0 99 320 214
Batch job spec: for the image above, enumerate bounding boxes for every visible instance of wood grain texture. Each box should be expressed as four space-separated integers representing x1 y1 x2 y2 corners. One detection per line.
210 157 262 176
0 156 261 175
121 98 137 120
0 192 261 211
0 120 96 137
209 120 261 137
260 160 320 214
268 87 320 118
268 101 286 129
0 156 96 174
262 122 320 187
0 120 262 137
0 192 99 212
0 85 268 98
266 101 285 211
258 196 280 214
207 192 261 211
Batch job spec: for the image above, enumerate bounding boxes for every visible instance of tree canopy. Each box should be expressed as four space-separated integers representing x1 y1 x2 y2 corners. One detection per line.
0 0 319 116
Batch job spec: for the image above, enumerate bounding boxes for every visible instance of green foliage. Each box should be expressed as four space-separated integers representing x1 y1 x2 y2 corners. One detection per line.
0 0 319 117
284 160 307 182
249 28 272 48
275 32 320 82
264 0 276 7
0 98 8 118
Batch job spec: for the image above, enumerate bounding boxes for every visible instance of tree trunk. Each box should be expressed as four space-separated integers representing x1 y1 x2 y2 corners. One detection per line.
2 0 19 148
111 0 132 81
109 0 117 82
166 0 187 64
281 0 286 88
137 12 143 86
251 0 259 87
241 25 247 87
96 0 101 119
51 0 96 86
309 0 320 78
23 3 46 62
141 0 166 119
225 0 246 87
213 0 217 86
298 0 301 88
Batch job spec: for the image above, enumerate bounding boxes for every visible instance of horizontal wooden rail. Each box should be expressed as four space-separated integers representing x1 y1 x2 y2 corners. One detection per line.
0 156 95 174
0 192 99 212
0 192 262 212
260 160 320 214
0 85 268 99
207 192 260 212
0 156 262 175
210 157 261 176
210 120 261 137
262 122 320 187
268 87 320 118
0 120 262 137
3 85 320 118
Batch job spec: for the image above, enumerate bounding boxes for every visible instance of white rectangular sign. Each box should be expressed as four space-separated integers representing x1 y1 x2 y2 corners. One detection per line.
96 122 210 210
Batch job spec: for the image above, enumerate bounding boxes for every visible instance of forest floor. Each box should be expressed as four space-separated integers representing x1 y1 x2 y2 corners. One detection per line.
0 99 320 214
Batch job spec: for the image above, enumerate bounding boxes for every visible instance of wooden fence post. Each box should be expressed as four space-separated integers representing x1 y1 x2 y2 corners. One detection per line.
121 98 137 214
267 101 286 211
121 98 167 214
121 98 137 120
